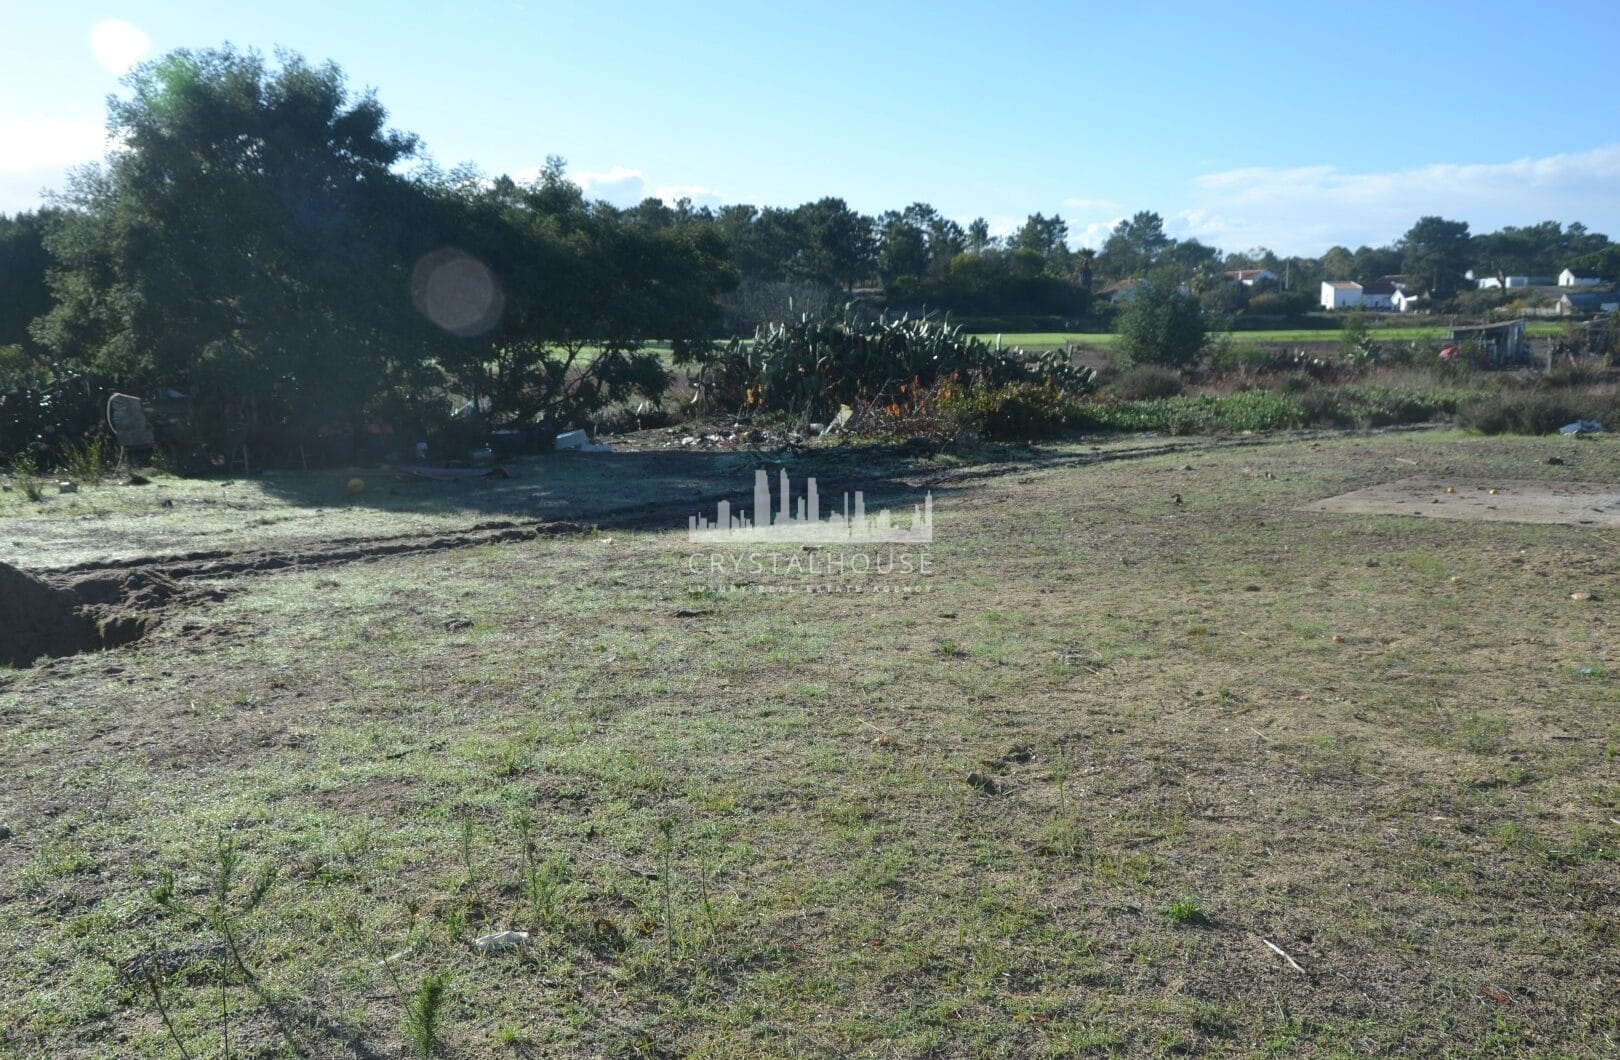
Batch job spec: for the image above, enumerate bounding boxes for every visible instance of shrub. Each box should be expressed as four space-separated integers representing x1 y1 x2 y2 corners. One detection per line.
1206 343 1290 376
1295 385 1473 429
1114 279 1207 369
1109 364 1184 401
1078 391 1305 435
697 309 1096 421
934 379 1089 441
1457 386 1620 435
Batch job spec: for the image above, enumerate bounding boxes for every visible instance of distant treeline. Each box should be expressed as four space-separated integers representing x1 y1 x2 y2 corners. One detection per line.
1 45 1615 465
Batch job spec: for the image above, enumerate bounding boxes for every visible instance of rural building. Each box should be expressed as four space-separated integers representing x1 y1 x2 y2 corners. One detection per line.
1447 319 1528 366
1320 280 1362 310
1359 280 1398 310
1224 268 1278 287
1101 279 1142 304
1558 291 1620 315
1392 289 1425 313
1559 267 1605 287
1473 275 1554 290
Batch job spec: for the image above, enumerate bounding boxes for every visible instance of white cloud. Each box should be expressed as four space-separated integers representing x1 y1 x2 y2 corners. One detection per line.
1185 145 1620 253
567 167 723 210
574 165 647 206
652 184 722 209
1062 196 1118 211
0 119 112 213
1072 218 1124 251
0 119 109 174
90 19 151 76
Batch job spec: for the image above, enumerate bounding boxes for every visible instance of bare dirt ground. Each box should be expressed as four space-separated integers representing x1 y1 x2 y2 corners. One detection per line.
1313 473 1620 526
1 429 1617 1058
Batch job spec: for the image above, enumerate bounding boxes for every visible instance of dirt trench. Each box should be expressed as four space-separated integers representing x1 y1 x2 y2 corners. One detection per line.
3 520 585 668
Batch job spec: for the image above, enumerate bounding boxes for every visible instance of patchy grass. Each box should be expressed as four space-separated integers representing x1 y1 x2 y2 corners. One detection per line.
1 431 1618 1056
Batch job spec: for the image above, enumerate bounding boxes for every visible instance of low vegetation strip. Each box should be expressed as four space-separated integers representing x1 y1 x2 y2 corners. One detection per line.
1073 384 1478 436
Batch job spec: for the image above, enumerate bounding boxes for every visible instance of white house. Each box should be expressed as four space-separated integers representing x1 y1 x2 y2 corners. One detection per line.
1320 280 1362 310
1359 280 1398 310
1559 291 1620 315
1225 268 1278 287
1392 289 1425 313
1559 268 1605 288
1474 274 1553 289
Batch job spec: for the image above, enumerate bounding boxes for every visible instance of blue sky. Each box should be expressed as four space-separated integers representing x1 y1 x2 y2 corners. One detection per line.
4 0 1619 256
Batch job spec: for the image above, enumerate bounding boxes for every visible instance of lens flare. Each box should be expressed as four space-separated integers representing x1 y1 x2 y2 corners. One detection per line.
409 248 503 337
90 20 152 76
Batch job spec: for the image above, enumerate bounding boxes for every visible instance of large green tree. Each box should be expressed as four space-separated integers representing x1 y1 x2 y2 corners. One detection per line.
0 211 56 354
34 47 426 436
1399 216 1471 299
1114 275 1206 369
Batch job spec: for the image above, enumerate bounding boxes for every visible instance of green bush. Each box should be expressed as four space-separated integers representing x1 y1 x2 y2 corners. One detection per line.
1078 391 1305 435
934 379 1089 441
1295 385 1474 429
1114 279 1207 370
701 309 1096 420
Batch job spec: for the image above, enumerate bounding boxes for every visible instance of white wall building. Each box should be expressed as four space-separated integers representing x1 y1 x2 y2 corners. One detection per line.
1320 280 1362 310
1559 268 1605 287
1392 289 1425 313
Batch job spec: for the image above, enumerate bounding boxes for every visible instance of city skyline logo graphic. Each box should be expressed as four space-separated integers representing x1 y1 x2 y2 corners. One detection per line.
688 469 934 544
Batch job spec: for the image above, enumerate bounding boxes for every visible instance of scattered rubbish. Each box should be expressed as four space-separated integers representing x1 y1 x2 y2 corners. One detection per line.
1477 986 1514 1007
1570 591 1595 602
808 422 827 435
346 478 365 496
1559 420 1604 436
55 480 78 494
555 429 613 453
1261 937 1306 974
1575 667 1596 677
1331 634 1346 643
377 947 412 967
474 930 530 954
680 436 698 446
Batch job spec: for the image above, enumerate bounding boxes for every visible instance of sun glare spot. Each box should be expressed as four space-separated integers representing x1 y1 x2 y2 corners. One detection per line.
410 248 504 337
90 19 152 75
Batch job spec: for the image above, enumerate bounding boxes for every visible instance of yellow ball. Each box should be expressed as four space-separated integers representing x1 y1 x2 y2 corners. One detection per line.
346 477 365 496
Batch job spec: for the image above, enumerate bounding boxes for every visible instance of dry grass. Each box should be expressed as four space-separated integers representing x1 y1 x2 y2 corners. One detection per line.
1 430 1617 1057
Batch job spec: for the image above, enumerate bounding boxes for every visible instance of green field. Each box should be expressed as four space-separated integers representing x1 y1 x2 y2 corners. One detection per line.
3 432 1618 1057
976 323 1567 352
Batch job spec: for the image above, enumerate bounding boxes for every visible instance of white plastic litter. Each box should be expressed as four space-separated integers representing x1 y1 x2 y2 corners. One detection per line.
474 930 530 953
556 429 613 453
